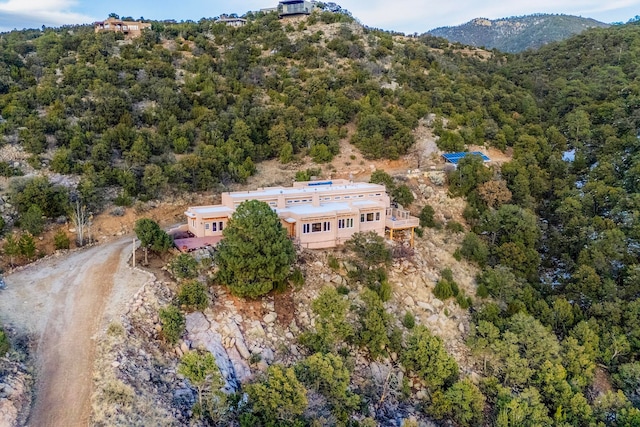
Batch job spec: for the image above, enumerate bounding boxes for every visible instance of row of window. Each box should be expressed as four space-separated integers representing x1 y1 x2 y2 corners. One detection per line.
204 221 225 232
303 221 331 234
361 212 381 222
285 193 382 205
302 213 379 234
338 218 354 228
238 193 386 209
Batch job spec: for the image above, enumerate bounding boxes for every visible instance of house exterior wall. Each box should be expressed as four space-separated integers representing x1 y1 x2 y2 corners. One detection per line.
278 0 314 17
219 18 247 27
185 206 233 238
184 179 413 249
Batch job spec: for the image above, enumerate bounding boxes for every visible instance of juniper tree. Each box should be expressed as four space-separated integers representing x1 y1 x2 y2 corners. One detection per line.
134 218 172 265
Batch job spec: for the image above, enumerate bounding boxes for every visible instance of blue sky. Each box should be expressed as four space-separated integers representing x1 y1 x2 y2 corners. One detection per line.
1 0 639 33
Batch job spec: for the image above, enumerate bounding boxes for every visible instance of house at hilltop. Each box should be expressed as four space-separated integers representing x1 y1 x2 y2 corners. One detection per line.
94 17 151 38
181 180 419 250
218 15 247 27
278 0 315 18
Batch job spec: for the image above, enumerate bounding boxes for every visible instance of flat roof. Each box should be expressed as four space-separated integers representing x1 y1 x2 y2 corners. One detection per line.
277 199 386 217
278 202 353 216
186 206 234 216
226 182 385 200
442 151 490 164
351 200 386 208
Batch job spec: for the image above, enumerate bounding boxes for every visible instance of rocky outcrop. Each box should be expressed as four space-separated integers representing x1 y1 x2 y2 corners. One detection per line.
0 328 33 427
92 279 191 426
0 368 31 427
185 312 250 392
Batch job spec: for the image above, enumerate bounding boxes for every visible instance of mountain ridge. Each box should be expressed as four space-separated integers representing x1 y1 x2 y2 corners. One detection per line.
427 13 610 52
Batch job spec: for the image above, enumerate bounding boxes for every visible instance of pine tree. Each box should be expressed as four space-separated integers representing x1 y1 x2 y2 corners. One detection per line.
3 233 20 267
18 233 36 261
215 200 295 298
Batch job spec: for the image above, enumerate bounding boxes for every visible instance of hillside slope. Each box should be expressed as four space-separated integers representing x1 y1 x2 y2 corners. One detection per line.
428 13 609 52
3 9 640 427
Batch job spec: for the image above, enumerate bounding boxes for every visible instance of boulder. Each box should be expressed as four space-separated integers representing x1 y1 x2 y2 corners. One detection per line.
416 301 434 312
226 321 251 360
186 312 210 335
173 388 195 407
137 370 151 382
263 312 277 324
370 362 390 384
427 314 440 324
261 348 275 363
247 321 266 338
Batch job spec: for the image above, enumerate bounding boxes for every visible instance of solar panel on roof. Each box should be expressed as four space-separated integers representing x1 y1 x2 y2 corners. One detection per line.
442 151 490 164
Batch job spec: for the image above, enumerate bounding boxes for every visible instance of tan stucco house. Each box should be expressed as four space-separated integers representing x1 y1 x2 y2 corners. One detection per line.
94 17 151 38
184 180 419 249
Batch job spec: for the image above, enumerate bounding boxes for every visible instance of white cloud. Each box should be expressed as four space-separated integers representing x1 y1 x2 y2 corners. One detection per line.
0 0 93 30
338 0 640 33
1 0 639 34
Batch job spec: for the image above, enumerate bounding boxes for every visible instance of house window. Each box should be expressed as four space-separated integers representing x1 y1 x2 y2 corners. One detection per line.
191 219 195 227
205 223 210 230
312 222 322 232
323 221 331 232
358 194 364 198
303 224 310 234
335 196 341 200
344 195 350 199
219 222 224 231
338 218 354 229
212 222 217 231
361 213 377 223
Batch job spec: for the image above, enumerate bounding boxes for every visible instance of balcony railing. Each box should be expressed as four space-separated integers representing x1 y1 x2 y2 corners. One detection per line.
385 208 419 229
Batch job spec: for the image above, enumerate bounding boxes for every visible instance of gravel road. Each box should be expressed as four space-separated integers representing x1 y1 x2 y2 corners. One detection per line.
0 238 149 427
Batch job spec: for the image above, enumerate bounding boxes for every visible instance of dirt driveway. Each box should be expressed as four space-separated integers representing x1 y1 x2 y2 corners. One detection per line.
0 238 150 427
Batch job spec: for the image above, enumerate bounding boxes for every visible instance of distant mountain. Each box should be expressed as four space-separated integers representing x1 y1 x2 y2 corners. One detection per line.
427 14 610 53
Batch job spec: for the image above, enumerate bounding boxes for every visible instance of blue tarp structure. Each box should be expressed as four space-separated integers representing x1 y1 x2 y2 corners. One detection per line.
442 151 490 165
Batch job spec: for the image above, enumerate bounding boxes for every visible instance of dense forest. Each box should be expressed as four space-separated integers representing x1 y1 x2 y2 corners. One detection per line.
428 14 609 53
3 6 640 426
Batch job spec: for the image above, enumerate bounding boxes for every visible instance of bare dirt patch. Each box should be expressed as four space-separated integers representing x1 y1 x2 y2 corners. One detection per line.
274 289 297 328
